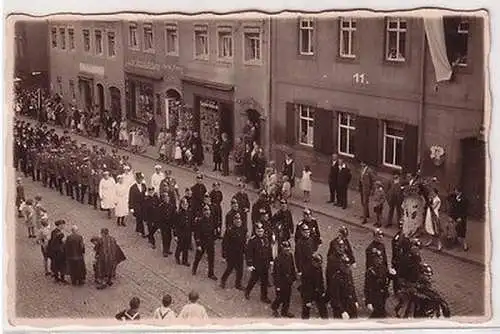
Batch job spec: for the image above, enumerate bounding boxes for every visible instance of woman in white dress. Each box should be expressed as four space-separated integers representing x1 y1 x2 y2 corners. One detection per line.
424 188 443 251
114 175 129 227
99 171 116 219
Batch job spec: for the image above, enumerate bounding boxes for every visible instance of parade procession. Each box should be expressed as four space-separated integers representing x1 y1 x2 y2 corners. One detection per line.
10 13 487 322
13 87 458 320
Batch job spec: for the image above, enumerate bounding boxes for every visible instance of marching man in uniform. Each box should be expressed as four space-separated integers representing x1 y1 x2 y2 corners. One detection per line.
364 245 391 318
271 240 296 318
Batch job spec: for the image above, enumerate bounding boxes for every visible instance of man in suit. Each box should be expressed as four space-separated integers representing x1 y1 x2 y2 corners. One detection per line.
386 172 404 227
64 225 86 286
359 161 375 224
129 172 147 237
337 159 352 209
328 154 340 205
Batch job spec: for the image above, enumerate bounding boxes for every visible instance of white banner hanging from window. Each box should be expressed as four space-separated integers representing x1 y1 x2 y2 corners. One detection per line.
424 16 453 82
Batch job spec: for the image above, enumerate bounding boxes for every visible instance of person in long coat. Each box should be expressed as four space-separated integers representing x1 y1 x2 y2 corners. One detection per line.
95 228 126 290
99 171 116 219
16 177 25 217
64 225 86 286
48 219 67 283
114 175 129 227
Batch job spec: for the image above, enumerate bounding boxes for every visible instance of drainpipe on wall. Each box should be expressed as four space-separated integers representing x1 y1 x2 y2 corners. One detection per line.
417 23 427 169
266 17 273 160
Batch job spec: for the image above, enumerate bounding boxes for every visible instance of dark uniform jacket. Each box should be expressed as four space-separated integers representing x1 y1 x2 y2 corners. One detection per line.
328 236 355 265
365 240 388 270
156 200 176 227
233 191 250 211
272 251 296 288
191 183 207 216
294 237 315 274
193 215 217 246
251 198 271 224
301 265 326 302
246 235 272 270
64 233 85 260
143 194 160 223
174 209 192 241
128 183 146 214
364 262 390 306
221 225 246 260
271 209 294 242
295 218 322 250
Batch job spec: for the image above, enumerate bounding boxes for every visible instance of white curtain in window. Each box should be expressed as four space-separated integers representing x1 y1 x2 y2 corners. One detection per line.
424 16 452 82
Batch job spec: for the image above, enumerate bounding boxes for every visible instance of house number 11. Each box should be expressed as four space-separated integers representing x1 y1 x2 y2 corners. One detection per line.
353 72 369 85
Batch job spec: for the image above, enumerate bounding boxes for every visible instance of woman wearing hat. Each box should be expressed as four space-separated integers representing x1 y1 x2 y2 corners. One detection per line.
114 175 129 226
99 171 116 219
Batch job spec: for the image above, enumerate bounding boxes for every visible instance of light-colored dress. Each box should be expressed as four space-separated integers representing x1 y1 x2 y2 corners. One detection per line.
114 182 129 218
425 195 441 236
174 145 182 160
119 121 128 141
122 171 135 190
301 170 312 192
99 177 117 210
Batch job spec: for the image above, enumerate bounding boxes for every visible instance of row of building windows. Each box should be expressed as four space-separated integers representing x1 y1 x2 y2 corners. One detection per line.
127 22 262 63
299 17 470 66
51 26 116 58
296 104 405 169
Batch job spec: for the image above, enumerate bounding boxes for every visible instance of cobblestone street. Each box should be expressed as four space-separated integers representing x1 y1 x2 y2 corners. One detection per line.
13 151 486 319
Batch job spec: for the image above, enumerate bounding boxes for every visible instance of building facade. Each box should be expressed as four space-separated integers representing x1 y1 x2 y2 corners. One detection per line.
271 16 485 217
14 20 50 89
122 16 272 153
48 20 126 117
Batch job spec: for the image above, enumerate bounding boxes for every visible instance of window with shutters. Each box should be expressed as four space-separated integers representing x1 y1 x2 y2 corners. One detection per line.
385 18 407 62
194 25 209 60
297 104 314 147
339 17 356 58
299 18 314 55
383 121 404 168
51 27 57 48
83 29 90 52
338 112 356 157
59 28 66 50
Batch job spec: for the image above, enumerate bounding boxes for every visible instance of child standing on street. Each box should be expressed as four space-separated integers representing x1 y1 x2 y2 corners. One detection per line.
21 199 36 238
153 294 176 320
372 180 386 227
281 175 291 201
178 291 208 319
300 165 312 202
37 215 51 276
115 297 141 321
174 141 182 165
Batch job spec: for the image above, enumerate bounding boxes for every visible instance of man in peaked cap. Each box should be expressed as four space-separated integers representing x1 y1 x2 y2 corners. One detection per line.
365 228 388 272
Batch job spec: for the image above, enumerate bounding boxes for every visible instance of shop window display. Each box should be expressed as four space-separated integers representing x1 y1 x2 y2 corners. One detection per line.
199 99 220 148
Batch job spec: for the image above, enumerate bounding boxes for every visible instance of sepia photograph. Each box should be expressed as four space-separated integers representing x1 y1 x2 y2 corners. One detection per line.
4 5 491 328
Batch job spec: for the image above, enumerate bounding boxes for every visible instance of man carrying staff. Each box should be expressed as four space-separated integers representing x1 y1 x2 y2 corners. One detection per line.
95 228 126 290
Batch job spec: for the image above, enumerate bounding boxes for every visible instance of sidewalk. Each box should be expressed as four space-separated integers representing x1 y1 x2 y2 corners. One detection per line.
19 116 487 266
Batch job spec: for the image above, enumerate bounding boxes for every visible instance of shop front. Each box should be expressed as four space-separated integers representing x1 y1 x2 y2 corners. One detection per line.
124 64 163 125
182 77 235 152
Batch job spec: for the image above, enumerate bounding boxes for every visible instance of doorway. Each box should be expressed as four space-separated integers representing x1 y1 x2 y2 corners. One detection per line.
460 137 486 219
246 109 261 145
97 84 104 116
78 78 93 112
165 89 182 131
109 87 121 119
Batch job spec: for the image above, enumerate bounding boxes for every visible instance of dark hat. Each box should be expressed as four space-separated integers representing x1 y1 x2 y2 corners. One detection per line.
255 223 264 230
373 228 383 237
135 172 143 179
234 213 241 219
204 193 210 198
301 224 310 231
147 187 155 191
280 199 288 204
421 263 433 276
281 240 291 248
410 238 422 248
196 174 203 179
312 253 323 263
230 198 238 204
303 208 312 215
54 219 66 226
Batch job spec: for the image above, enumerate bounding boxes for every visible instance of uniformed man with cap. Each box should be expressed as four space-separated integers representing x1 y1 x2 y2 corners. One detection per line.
89 168 101 209
39 148 49 187
300 253 328 319
69 155 80 201
295 208 322 252
232 179 250 224
327 226 356 267
224 198 243 235
412 263 450 318
251 190 271 225
271 199 294 245
191 173 207 219
209 182 223 239
244 222 273 303
365 228 388 271
326 240 359 319
129 172 147 237
391 220 410 293
143 186 160 246
398 238 423 285
220 213 246 290
271 240 296 318
78 157 92 205
192 205 218 280
364 245 391 318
